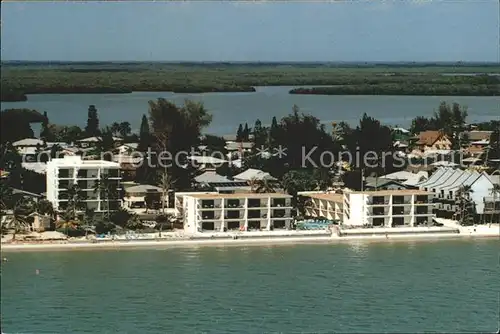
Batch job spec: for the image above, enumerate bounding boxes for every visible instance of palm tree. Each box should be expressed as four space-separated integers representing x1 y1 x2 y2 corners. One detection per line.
93 174 116 220
96 127 115 160
159 170 176 213
4 197 34 240
110 122 121 136
58 184 83 234
118 122 131 139
35 199 55 218
455 185 475 225
489 184 500 224
81 207 97 238
0 182 13 213
126 213 143 230
64 184 83 222
249 177 276 193
155 213 173 237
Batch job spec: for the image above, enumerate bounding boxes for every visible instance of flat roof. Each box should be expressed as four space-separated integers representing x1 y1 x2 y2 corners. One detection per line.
186 192 291 199
302 193 344 203
348 189 433 196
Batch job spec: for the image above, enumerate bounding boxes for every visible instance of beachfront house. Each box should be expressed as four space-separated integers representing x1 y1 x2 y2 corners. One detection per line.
179 192 293 233
46 156 122 213
123 184 166 210
300 189 435 228
417 167 498 221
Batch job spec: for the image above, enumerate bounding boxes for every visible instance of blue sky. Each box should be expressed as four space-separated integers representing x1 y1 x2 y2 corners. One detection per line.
1 1 498 62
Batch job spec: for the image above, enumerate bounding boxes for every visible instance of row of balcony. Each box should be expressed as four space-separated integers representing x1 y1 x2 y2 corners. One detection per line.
367 200 432 205
197 217 292 222
198 198 292 209
57 168 120 179
369 209 432 216
58 180 121 190
199 210 288 220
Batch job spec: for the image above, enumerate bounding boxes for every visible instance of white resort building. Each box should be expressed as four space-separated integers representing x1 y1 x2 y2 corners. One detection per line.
46 156 122 213
300 189 435 227
417 167 498 220
178 192 293 233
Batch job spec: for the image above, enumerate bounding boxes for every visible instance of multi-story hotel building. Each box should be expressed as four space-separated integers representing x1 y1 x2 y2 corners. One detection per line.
46 156 122 213
300 189 435 227
179 192 293 233
300 192 344 222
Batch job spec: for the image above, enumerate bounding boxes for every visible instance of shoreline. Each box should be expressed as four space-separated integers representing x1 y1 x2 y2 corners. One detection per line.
2 232 498 253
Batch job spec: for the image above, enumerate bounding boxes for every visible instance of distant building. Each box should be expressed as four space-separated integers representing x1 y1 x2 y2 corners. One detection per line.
12 138 44 148
378 170 428 187
193 169 249 192
76 136 124 148
364 177 409 191
233 168 277 182
413 131 452 156
46 156 122 213
392 127 411 142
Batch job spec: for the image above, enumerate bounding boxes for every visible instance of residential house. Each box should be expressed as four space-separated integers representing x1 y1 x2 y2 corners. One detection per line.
76 136 124 148
193 169 249 193
187 155 228 171
123 184 166 210
12 138 44 148
364 177 409 191
413 131 452 156
379 170 429 188
233 168 277 182
417 167 498 221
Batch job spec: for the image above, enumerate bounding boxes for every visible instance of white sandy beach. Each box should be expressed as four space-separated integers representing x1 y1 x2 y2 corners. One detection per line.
1 225 498 252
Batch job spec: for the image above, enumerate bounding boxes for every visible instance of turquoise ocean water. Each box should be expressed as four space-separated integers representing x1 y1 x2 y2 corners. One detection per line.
1 239 499 333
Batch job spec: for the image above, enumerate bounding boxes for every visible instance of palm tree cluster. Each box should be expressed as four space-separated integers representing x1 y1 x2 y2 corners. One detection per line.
454 185 476 226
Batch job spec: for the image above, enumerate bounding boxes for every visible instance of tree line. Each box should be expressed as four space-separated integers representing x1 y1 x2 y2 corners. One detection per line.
3 63 499 101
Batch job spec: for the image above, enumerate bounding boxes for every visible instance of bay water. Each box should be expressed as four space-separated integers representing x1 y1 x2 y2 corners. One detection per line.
1 87 499 135
1 239 499 333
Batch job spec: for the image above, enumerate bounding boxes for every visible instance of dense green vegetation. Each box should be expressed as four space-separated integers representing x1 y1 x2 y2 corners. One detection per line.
290 82 500 96
2 62 499 101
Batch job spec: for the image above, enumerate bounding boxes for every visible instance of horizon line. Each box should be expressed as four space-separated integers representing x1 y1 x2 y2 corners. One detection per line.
2 60 500 65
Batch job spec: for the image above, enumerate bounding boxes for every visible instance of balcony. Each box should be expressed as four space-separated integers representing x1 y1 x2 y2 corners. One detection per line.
414 200 432 205
368 200 390 206
201 214 221 220
272 209 287 218
58 168 74 179
225 213 243 220
248 199 265 208
102 170 120 178
226 200 243 208
414 209 431 215
57 181 74 190
392 209 412 216
271 199 292 208
370 208 389 216
199 204 222 210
